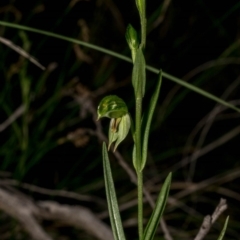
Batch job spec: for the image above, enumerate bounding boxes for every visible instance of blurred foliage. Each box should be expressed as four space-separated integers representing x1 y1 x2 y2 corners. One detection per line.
0 0 240 239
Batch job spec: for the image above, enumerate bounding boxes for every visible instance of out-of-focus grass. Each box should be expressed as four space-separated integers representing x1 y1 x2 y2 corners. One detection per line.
0 0 240 239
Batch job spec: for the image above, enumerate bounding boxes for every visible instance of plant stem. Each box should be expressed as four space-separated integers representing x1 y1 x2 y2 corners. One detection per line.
135 97 142 171
140 2 146 48
137 1 145 238
136 96 143 238
137 171 143 239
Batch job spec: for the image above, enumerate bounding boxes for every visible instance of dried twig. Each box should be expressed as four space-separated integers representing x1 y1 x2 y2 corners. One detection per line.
194 198 227 240
173 167 240 199
38 201 113 240
0 186 113 240
0 36 45 70
148 0 172 32
186 75 240 181
0 105 25 132
160 58 240 123
0 178 105 205
163 119 240 177
0 187 52 240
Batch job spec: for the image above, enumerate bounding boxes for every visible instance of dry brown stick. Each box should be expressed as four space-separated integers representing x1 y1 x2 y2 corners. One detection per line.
0 178 105 205
163 122 240 177
103 0 125 34
194 198 227 240
0 105 25 132
148 0 172 32
187 76 240 181
0 187 52 240
0 36 46 70
0 186 114 240
160 58 240 123
173 167 240 200
38 200 114 240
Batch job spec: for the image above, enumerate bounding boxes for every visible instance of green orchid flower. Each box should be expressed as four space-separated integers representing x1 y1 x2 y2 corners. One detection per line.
97 95 131 151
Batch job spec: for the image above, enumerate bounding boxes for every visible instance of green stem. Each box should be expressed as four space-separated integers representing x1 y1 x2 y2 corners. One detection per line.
140 17 146 49
136 0 146 48
136 96 143 238
137 171 143 239
135 97 142 172
137 1 145 238
140 1 146 48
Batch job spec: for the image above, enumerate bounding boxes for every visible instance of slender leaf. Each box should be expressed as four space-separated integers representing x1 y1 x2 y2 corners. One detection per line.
102 143 126 240
141 70 162 170
217 216 229 240
143 172 172 240
148 66 240 113
0 21 239 112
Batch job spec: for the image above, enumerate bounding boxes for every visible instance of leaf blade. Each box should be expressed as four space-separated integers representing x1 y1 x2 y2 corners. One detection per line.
217 216 229 240
143 172 172 240
102 143 126 240
141 70 162 170
159 69 240 113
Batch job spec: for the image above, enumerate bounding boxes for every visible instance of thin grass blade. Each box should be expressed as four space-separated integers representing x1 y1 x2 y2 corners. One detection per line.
141 70 162 170
143 172 171 240
0 21 239 112
102 143 126 240
0 21 240 112
217 216 229 240
158 69 240 113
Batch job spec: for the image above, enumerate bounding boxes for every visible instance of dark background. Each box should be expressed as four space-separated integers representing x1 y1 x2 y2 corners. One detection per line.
0 0 240 239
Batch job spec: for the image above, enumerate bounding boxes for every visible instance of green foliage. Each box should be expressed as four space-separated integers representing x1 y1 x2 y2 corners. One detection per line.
217 216 229 240
141 70 162 171
0 21 239 112
0 0 238 239
102 143 126 240
143 173 171 240
99 1 171 239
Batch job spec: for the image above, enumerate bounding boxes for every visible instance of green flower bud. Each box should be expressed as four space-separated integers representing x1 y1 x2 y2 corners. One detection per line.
125 24 139 61
97 95 131 151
